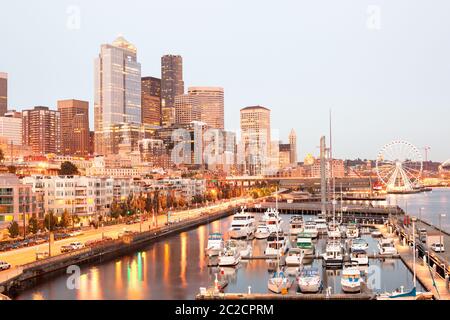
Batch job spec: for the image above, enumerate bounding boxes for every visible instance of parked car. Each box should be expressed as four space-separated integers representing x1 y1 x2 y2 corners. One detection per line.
60 245 74 253
68 230 84 237
0 261 11 271
431 243 445 253
36 252 49 260
69 242 85 250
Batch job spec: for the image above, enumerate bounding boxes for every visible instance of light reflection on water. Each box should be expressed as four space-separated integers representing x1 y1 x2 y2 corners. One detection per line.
15 211 429 300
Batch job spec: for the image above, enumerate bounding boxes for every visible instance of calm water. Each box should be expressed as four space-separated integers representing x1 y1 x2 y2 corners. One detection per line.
15 213 425 300
386 188 450 232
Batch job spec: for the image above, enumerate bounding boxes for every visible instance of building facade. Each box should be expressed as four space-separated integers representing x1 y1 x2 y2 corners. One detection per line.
0 111 22 146
289 129 297 165
22 106 61 155
161 55 184 127
174 94 202 125
188 87 224 130
0 72 7 117
58 99 90 156
141 76 161 126
94 36 142 156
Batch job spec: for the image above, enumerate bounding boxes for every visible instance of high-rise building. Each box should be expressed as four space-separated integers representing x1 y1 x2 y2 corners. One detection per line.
174 94 202 125
22 106 61 155
0 72 7 116
289 129 297 165
141 77 161 127
57 99 90 156
240 106 271 175
187 87 224 130
161 55 184 127
94 36 142 156
0 111 22 146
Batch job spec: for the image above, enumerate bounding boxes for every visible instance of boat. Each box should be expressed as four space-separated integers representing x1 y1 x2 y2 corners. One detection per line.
378 238 398 255
314 218 328 234
261 208 279 222
322 239 343 268
228 209 256 239
327 222 341 238
255 223 271 239
285 248 303 266
345 223 359 239
303 221 319 239
218 244 241 266
371 230 382 237
341 262 362 293
268 269 292 294
350 249 369 265
297 267 322 293
205 233 224 257
265 211 283 234
289 216 304 235
265 232 288 256
296 233 315 257
351 238 369 251
377 287 433 300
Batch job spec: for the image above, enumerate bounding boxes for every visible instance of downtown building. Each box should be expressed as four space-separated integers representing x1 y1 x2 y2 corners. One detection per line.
0 72 7 116
94 36 142 156
57 99 90 156
161 55 184 127
22 106 61 155
0 110 22 146
141 76 162 127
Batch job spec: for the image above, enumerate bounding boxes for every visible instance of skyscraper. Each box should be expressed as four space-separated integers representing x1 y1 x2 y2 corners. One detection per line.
141 77 161 126
161 55 184 127
174 94 202 125
94 36 142 155
0 111 22 146
0 72 7 116
289 129 297 165
240 106 271 175
188 87 224 130
22 106 61 155
57 99 90 156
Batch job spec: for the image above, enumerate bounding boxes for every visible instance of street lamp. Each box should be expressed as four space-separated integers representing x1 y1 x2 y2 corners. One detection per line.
439 213 446 250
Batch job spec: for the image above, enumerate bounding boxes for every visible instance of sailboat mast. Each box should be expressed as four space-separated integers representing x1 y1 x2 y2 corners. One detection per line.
329 109 336 223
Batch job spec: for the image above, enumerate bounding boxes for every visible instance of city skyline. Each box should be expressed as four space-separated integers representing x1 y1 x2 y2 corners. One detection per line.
1 1 450 161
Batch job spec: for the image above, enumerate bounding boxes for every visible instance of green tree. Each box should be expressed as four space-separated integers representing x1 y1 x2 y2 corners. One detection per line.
7 221 20 238
110 200 121 219
28 217 39 234
59 210 71 228
44 211 58 231
7 165 17 174
59 161 79 175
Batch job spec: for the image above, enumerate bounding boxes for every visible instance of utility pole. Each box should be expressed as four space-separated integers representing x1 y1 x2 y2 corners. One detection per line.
423 146 431 172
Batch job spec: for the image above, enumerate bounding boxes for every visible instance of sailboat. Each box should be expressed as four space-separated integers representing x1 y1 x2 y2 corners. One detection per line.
267 188 292 294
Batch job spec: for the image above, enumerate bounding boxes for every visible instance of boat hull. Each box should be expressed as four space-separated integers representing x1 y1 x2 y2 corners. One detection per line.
341 283 361 293
218 255 241 267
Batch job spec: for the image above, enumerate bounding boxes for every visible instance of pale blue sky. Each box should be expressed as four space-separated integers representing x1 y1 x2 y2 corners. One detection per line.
1 0 449 161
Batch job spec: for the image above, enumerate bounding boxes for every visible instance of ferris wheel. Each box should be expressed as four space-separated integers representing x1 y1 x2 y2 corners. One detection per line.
376 141 423 192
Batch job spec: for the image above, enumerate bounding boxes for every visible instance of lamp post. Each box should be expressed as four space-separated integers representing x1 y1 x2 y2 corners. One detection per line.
412 216 417 288
439 214 446 250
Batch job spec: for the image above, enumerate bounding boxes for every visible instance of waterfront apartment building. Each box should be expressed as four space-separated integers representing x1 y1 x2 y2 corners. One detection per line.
0 174 38 233
141 77 161 127
161 55 184 127
0 72 7 116
240 106 271 175
0 111 22 146
310 159 345 178
57 99 90 156
94 36 142 156
138 138 171 169
22 106 61 155
188 87 224 130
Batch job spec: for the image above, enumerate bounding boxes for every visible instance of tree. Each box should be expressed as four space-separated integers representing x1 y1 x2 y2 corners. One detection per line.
28 217 39 234
7 165 17 174
59 210 71 228
59 161 79 175
0 148 4 164
44 211 58 231
7 221 20 238
110 200 121 219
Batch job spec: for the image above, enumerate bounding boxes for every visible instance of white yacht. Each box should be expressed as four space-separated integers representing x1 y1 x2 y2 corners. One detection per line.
322 240 343 268
261 208 278 222
296 233 315 257
378 238 398 255
351 238 369 251
268 269 292 294
327 222 341 238
314 218 328 234
341 262 362 293
289 216 304 235
265 232 288 256
285 248 303 266
226 240 253 259
205 233 224 257
350 249 369 265
255 223 271 239
345 224 359 239
228 209 256 239
218 244 241 267
371 230 382 238
303 221 319 239
265 213 283 234
297 267 322 293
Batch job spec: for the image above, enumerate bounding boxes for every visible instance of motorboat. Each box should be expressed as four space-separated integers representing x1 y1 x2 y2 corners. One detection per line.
377 287 433 300
226 240 253 259
297 267 322 293
267 269 292 294
350 249 369 265
264 232 288 256
228 209 256 239
289 216 304 235
346 223 359 239
327 222 341 238
341 262 362 293
314 218 328 234
296 233 315 257
255 223 271 239
322 240 343 268
285 248 303 266
205 233 224 257
261 208 279 222
303 221 319 239
265 213 283 234
371 230 382 238
351 238 369 251
378 238 398 255
218 244 241 267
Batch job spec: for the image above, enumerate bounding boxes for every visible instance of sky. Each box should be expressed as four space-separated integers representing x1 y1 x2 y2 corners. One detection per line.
1 0 449 162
